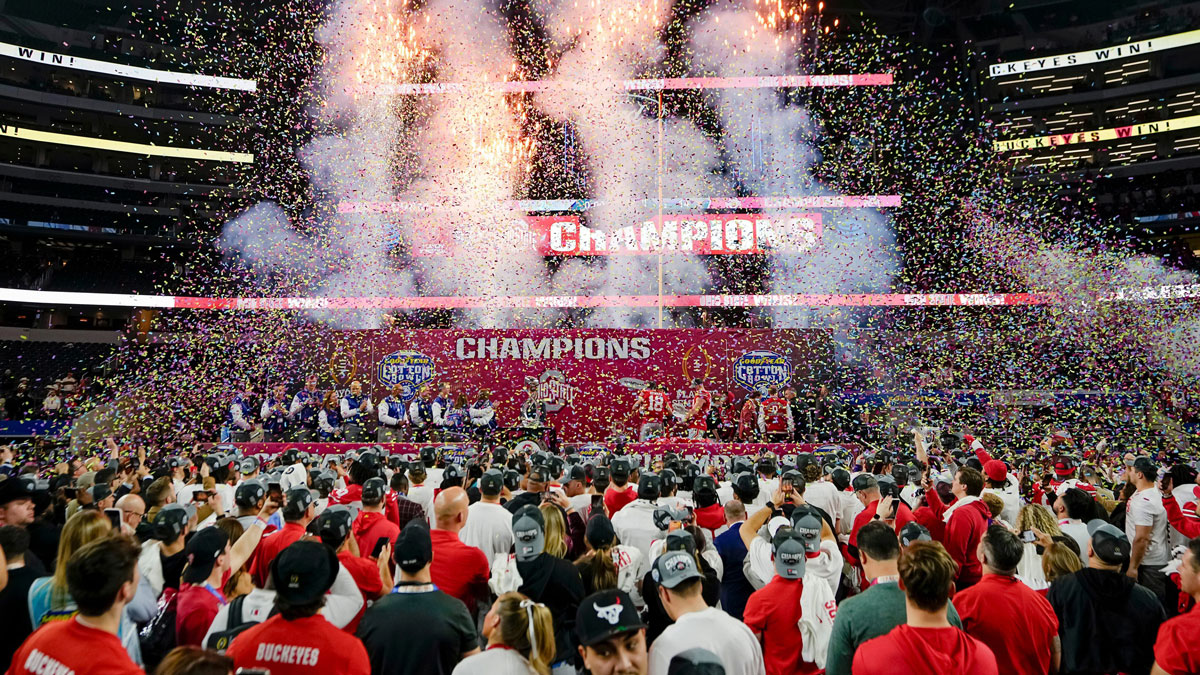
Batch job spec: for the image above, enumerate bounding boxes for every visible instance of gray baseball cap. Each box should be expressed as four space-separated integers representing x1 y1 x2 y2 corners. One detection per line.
651 550 701 589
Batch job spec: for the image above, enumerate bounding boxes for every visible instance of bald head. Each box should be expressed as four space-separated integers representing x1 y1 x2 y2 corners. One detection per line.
433 486 469 533
115 494 146 532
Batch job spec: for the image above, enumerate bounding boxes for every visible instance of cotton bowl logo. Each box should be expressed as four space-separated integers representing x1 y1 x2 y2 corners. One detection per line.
538 369 575 412
377 350 436 401
733 350 791 393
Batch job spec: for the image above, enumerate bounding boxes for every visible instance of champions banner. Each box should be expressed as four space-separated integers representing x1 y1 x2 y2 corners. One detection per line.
406 213 822 256
321 329 828 442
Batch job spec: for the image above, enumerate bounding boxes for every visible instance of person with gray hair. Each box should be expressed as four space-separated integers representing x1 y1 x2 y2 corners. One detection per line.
954 525 1061 675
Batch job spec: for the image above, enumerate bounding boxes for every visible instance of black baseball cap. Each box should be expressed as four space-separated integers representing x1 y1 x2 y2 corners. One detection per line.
443 464 464 482
90 483 112 503
503 469 522 492
563 464 586 483
610 458 632 479
586 514 617 549
851 474 878 492
480 469 504 496
732 473 759 500
592 466 611 490
527 465 550 484
668 648 725 675
282 487 314 520
181 527 229 584
154 504 189 539
899 522 931 547
1088 519 1131 566
693 475 717 497
638 473 661 501
1132 456 1158 480
394 520 433 573
314 506 353 548
271 540 339 605
575 589 646 647
0 477 33 505
362 477 386 503
235 480 266 509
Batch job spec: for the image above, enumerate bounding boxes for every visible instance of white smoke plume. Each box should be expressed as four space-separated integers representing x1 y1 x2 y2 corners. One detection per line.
534 0 732 327
690 6 898 328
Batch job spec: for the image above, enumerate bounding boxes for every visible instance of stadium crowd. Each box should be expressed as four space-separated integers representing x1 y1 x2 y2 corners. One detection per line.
0 426 1198 675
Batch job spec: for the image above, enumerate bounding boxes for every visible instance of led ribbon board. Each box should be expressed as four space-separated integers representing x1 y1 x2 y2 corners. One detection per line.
368 74 893 95
993 113 1200 152
339 195 903 213
0 124 254 163
988 29 1200 77
3 285 1198 310
0 41 257 91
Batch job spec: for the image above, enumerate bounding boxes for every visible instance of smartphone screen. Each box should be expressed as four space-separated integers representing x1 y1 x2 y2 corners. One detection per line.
267 482 283 503
104 508 122 530
1021 530 1036 543
193 490 209 504
780 478 793 493
371 536 390 558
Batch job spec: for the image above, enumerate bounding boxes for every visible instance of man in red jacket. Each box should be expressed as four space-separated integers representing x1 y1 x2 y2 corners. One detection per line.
941 467 990 589
848 474 915 562
352 477 400 557
954 525 1060 675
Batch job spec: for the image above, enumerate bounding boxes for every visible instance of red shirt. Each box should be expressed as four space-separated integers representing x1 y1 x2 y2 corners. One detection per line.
429 529 490 616
694 503 725 535
250 522 307 587
760 397 790 434
7 618 142 675
175 583 227 647
848 499 916 553
954 574 1059 675
331 484 402 525
226 613 371 675
337 550 384 633
352 511 400 559
943 499 990 588
853 624 999 675
637 390 668 424
1154 606 1200 675
605 485 637 516
743 576 822 675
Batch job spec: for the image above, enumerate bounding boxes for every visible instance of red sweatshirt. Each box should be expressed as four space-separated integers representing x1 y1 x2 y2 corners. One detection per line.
1163 495 1200 538
942 497 991 588
352 510 400 558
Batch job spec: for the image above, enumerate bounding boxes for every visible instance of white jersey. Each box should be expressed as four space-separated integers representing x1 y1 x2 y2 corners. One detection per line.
803 481 839 524
1126 487 1171 566
648 607 765 675
611 499 662 559
746 534 842 595
408 482 436 522
984 485 1022 526
461 501 514 567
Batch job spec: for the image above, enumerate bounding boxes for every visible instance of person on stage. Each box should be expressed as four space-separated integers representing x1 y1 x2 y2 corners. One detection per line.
468 390 497 438
318 391 343 441
758 386 794 443
409 385 435 442
340 380 374 443
260 382 292 442
634 383 668 442
377 384 409 443
228 382 259 442
431 382 453 439
684 378 713 440
289 374 322 442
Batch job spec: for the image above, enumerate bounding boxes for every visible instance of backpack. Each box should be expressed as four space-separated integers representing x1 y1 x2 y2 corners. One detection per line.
138 587 178 671
206 595 265 653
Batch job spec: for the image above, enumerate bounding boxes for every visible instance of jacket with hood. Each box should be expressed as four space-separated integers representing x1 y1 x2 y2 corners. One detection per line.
941 496 991 587
330 483 401 525
1047 567 1166 675
352 510 400 558
852 624 999 675
516 552 585 666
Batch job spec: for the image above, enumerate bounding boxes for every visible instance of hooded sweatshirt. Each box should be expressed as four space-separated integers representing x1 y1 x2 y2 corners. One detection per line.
941 496 991 588
852 624 998 675
1047 568 1166 675
352 510 400 559
516 553 585 665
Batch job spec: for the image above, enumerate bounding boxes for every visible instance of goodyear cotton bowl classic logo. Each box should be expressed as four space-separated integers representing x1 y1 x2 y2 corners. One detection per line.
377 350 436 401
733 350 792 393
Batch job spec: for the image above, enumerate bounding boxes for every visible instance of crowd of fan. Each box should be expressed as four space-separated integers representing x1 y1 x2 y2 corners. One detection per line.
0 429 1198 675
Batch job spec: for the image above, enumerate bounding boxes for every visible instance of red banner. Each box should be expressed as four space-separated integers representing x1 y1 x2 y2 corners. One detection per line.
408 214 822 257
320 329 830 442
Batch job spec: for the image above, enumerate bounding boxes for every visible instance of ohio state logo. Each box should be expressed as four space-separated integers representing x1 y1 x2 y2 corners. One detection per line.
537 369 575 412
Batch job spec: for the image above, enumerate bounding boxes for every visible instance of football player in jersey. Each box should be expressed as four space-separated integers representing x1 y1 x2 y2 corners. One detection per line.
684 378 712 440
758 385 794 442
633 382 668 441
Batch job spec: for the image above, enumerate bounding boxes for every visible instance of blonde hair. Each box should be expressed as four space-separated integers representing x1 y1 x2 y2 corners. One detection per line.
493 592 556 675
540 504 567 559
980 493 1005 519
52 510 112 606
1017 505 1061 537
1042 541 1083 583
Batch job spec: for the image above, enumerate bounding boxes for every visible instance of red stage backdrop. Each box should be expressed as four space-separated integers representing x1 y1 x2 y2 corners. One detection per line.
319 329 830 442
